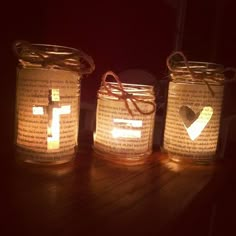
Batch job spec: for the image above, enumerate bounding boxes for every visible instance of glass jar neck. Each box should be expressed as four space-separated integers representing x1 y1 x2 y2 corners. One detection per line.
17 44 79 66
14 41 95 74
98 82 155 99
170 61 225 84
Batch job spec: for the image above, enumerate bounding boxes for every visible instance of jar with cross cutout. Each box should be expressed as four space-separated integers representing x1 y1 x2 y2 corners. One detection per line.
14 41 94 164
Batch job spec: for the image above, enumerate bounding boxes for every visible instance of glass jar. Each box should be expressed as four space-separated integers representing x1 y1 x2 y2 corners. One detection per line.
14 41 94 164
93 73 156 165
163 61 225 164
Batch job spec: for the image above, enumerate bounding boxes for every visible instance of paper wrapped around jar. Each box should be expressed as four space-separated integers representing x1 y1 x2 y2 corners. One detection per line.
163 52 225 164
14 41 95 164
93 71 156 165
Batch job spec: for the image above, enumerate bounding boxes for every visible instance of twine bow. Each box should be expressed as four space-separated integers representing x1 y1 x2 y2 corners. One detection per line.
101 71 156 116
166 51 223 97
13 40 95 75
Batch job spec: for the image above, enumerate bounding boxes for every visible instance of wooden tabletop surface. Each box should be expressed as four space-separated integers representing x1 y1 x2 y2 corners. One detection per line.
3 144 236 236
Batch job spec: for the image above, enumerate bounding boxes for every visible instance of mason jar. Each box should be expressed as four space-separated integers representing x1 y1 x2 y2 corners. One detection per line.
14 41 94 164
163 61 225 164
93 71 156 165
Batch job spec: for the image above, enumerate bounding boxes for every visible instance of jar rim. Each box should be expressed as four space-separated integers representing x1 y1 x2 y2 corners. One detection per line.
15 42 80 59
98 82 155 98
100 82 154 93
14 41 95 74
171 60 224 73
28 43 79 55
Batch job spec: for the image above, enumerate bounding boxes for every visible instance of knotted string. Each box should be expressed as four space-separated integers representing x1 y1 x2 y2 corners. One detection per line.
13 40 95 75
167 51 224 97
101 71 156 116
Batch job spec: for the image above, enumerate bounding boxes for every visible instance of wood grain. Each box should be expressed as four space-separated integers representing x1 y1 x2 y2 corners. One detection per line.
3 146 235 236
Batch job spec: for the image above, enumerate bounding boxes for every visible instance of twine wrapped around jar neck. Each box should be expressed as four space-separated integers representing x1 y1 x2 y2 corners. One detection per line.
13 40 95 75
166 51 225 97
101 71 156 116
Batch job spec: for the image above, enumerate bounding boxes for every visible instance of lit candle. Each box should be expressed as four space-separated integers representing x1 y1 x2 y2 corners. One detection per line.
32 89 71 150
163 52 225 164
14 41 94 164
93 71 156 165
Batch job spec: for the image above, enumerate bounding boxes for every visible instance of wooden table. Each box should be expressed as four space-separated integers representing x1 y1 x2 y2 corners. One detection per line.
3 144 236 236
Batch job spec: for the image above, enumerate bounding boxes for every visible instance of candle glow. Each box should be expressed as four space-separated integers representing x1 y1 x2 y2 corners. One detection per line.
32 89 71 150
182 106 213 141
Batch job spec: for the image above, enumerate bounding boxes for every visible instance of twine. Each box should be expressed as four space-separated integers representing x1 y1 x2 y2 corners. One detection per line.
166 51 224 97
101 71 156 116
13 40 95 75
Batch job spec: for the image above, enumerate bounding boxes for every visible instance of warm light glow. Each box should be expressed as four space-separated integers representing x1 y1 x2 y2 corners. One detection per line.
32 106 44 115
184 106 213 141
16 62 81 164
112 128 141 138
51 89 60 101
47 107 60 149
47 105 71 149
164 80 224 162
112 119 142 138
32 89 71 150
164 160 182 172
113 119 142 128
60 105 71 114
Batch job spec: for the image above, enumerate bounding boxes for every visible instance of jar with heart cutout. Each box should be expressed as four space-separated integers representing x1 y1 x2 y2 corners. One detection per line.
163 61 225 164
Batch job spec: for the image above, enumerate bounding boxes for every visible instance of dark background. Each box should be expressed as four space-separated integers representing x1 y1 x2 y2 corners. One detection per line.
1 0 236 156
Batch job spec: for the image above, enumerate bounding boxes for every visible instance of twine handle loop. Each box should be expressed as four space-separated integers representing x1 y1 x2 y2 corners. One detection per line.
101 71 156 116
167 51 216 97
167 51 195 78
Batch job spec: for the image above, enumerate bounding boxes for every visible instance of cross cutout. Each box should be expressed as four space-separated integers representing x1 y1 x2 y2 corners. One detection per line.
32 89 71 150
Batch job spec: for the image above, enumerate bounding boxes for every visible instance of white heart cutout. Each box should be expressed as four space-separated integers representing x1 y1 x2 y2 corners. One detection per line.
179 106 213 141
